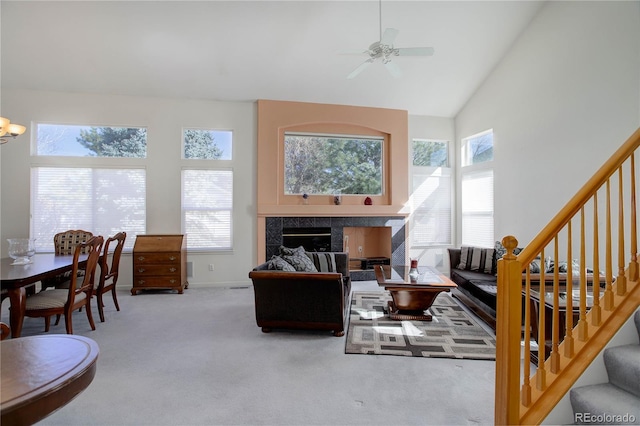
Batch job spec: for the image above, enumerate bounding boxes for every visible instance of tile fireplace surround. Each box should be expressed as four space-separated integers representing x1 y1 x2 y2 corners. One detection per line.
265 216 406 281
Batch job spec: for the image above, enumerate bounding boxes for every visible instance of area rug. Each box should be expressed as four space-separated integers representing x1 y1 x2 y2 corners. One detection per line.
345 291 496 360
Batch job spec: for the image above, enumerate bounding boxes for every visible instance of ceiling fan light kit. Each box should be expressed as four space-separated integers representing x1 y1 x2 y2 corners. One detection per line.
343 1 434 79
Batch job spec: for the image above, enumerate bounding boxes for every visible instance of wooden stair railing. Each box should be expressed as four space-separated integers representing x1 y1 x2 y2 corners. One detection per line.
495 127 640 425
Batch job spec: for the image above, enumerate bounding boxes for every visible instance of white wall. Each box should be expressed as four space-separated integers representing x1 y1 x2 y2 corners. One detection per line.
456 0 640 247
0 89 455 287
454 1 640 423
0 89 257 287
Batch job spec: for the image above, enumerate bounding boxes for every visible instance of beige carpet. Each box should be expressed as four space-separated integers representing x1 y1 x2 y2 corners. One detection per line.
2 282 496 425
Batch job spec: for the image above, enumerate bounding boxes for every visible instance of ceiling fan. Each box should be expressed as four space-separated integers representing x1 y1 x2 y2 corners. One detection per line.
341 1 434 79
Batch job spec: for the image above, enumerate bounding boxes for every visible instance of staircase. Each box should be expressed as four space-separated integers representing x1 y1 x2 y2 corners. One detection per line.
570 310 640 425
494 127 640 425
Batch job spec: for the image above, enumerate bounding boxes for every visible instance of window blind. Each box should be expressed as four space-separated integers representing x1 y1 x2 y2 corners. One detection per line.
181 169 233 250
31 167 146 252
461 169 494 247
411 169 452 246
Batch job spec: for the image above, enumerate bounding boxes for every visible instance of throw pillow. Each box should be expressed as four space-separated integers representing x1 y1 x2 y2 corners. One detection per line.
492 240 524 275
529 257 541 273
554 259 580 274
305 252 337 272
282 254 318 272
279 245 306 257
458 246 494 274
268 255 296 272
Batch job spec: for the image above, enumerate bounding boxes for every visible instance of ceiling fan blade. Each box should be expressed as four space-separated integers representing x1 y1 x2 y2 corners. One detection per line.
380 28 399 45
384 61 402 78
337 49 371 56
395 47 435 57
347 59 374 79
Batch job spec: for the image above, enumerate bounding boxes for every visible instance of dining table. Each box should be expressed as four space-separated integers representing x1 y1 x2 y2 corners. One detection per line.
1 334 99 425
1 253 88 338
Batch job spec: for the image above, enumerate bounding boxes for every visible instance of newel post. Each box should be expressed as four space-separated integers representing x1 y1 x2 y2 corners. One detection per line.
495 236 523 425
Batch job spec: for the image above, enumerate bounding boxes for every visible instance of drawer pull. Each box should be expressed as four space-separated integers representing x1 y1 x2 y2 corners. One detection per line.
137 280 145 285
138 268 146 273
169 256 177 261
169 268 177 272
169 279 177 284
137 256 145 261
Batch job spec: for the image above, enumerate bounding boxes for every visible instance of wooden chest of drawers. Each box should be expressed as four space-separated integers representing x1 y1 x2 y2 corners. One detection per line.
131 234 188 295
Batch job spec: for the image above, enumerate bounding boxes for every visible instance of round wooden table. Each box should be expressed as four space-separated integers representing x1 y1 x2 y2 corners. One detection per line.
1 334 99 425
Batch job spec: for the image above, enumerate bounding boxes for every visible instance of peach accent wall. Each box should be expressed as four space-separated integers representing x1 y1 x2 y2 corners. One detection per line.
256 99 409 261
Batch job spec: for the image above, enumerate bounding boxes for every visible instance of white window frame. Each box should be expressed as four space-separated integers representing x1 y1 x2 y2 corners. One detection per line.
30 122 148 253
182 128 233 160
460 130 494 247
410 139 453 248
181 128 234 252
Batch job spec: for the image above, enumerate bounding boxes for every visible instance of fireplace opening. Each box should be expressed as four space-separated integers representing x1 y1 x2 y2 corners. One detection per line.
282 227 331 252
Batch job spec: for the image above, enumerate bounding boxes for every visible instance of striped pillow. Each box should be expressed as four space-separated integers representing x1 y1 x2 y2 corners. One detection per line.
305 252 337 273
458 246 495 274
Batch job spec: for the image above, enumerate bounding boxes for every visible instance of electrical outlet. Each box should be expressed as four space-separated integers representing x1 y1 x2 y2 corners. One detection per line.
208 264 215 271
358 246 363 253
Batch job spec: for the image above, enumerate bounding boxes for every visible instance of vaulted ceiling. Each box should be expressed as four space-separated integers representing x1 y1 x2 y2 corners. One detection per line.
1 1 545 117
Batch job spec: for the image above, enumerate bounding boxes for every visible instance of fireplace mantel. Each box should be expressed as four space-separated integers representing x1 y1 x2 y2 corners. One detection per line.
257 205 409 217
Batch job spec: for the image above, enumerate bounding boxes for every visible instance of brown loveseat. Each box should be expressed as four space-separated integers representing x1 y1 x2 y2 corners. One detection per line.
249 252 350 337
448 247 501 330
448 246 608 331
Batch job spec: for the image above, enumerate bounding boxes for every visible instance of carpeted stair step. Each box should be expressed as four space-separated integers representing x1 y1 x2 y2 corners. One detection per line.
570 383 640 425
604 344 640 398
570 310 640 424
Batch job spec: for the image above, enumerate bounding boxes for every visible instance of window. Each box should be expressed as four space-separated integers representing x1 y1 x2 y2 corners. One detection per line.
181 129 233 251
31 167 146 252
413 139 448 167
461 130 493 166
31 123 148 252
283 133 383 195
183 129 232 160
410 140 452 246
461 131 494 247
36 123 146 157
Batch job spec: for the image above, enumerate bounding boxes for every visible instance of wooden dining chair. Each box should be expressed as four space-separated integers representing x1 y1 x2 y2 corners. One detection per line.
41 230 94 291
0 322 9 340
24 236 104 334
95 232 126 322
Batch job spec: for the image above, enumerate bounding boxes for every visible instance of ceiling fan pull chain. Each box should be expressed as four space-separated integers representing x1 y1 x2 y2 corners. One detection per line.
379 0 382 41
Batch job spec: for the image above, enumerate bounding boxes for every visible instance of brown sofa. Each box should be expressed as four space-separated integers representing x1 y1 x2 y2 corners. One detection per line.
249 252 351 337
447 248 501 330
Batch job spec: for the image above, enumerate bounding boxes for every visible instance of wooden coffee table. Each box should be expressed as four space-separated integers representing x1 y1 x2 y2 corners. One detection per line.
374 265 458 321
527 286 595 364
